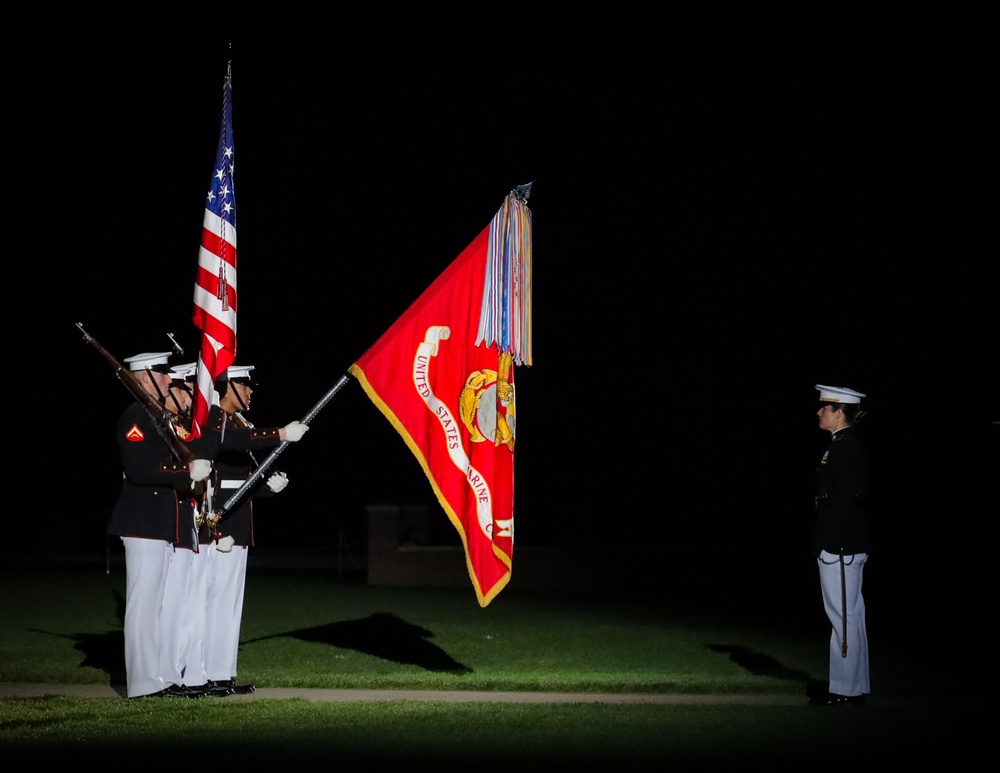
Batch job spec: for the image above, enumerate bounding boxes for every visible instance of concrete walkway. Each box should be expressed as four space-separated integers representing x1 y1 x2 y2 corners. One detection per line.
0 682 808 705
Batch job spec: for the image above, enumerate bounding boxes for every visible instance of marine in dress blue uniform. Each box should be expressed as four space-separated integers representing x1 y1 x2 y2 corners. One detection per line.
204 365 306 695
158 363 232 697
813 384 871 706
107 352 214 699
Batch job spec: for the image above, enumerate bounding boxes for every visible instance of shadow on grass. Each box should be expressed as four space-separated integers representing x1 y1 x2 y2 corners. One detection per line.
705 644 810 682
29 629 126 684
706 643 836 701
30 587 127 684
244 612 472 673
31 592 469 683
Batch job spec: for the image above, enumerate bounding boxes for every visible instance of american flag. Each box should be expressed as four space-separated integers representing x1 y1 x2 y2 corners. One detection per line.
191 64 238 437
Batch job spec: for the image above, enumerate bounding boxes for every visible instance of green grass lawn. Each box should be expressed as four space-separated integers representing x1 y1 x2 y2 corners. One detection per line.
0 559 981 765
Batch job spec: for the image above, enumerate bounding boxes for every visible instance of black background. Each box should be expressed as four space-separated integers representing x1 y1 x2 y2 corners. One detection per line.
11 20 995 607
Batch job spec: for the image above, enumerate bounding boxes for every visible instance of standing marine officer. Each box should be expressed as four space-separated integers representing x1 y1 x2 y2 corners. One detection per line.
204 364 305 694
812 383 872 706
107 351 214 699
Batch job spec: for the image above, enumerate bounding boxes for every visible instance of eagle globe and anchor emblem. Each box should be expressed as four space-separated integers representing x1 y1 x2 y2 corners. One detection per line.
458 352 516 451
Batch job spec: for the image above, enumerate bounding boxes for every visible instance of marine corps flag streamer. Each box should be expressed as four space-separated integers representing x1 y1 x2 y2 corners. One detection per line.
350 184 533 607
191 63 238 438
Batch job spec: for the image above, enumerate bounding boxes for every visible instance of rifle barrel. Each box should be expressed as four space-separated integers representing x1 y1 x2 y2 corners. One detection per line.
213 374 350 519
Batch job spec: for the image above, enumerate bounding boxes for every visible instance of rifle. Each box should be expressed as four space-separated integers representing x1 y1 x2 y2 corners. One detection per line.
211 375 349 521
76 322 208 502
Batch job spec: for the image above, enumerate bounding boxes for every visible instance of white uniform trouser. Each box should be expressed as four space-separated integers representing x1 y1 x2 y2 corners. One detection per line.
204 544 249 682
818 549 870 697
160 544 213 687
121 537 171 698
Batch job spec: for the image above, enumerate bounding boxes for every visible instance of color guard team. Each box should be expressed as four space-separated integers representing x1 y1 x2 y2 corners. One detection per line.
109 350 308 698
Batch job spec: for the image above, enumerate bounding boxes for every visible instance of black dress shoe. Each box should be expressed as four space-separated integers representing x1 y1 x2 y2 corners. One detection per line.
131 689 170 699
824 693 866 705
190 682 234 697
161 684 206 699
210 678 255 695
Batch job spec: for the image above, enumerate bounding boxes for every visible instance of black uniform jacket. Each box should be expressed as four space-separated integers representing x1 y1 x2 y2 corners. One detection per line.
814 426 872 557
202 410 283 547
108 402 202 542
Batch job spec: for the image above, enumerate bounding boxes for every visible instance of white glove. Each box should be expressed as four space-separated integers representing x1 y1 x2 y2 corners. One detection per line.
190 458 212 482
266 471 289 493
283 421 309 442
216 535 235 553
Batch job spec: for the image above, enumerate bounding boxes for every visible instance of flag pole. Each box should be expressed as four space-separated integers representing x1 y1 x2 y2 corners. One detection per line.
191 63 238 438
212 374 350 519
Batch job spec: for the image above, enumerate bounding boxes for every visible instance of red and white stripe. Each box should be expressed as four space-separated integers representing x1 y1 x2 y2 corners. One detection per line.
191 200 237 437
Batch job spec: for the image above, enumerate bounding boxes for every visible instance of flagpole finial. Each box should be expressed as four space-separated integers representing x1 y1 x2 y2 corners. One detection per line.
512 181 533 204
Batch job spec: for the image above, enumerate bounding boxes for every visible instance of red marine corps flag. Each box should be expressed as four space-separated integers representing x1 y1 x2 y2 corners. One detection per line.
350 184 533 607
190 62 238 438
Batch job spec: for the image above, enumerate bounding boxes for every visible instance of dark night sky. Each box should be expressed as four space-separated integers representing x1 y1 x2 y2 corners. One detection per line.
13 24 994 596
